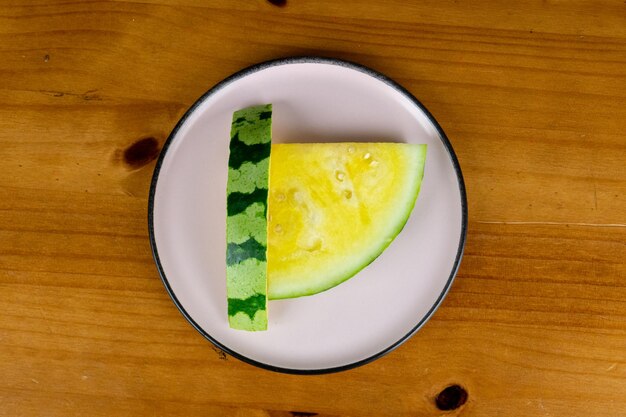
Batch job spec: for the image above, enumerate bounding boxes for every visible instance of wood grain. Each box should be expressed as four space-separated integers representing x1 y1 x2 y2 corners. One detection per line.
1 0 625 416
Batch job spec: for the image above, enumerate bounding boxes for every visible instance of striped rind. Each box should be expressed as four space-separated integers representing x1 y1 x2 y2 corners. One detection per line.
226 104 272 331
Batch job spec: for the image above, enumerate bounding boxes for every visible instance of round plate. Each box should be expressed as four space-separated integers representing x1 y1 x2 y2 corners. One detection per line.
149 57 467 374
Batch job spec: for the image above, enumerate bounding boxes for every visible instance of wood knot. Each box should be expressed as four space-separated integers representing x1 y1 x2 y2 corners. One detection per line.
211 346 228 361
268 0 287 6
123 137 160 168
435 385 468 411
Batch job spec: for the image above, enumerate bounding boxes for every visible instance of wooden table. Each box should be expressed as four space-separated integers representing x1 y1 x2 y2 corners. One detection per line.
2 1 625 416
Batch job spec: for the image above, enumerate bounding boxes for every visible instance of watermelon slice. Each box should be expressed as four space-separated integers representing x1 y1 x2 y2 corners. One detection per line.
266 143 426 299
226 104 427 330
226 104 272 331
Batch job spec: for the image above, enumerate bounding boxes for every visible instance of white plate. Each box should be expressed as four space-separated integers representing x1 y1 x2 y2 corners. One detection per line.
149 57 467 374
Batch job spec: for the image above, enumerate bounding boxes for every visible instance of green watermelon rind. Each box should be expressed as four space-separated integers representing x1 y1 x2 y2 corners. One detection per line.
226 104 272 331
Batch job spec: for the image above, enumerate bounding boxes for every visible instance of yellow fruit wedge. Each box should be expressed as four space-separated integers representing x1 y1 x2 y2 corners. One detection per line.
267 143 426 299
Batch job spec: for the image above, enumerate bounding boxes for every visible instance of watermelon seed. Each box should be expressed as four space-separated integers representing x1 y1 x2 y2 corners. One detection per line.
276 193 286 201
348 145 355 154
363 152 371 160
274 224 283 233
301 237 322 252
335 171 345 181
370 160 379 167
344 190 353 199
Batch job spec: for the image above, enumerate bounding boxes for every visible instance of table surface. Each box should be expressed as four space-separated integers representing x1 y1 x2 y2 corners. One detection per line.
2 1 625 416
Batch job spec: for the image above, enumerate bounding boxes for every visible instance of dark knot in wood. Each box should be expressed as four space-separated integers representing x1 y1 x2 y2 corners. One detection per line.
435 384 468 411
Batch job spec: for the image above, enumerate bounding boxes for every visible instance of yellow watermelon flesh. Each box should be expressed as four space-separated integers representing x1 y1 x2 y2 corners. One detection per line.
267 143 426 299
